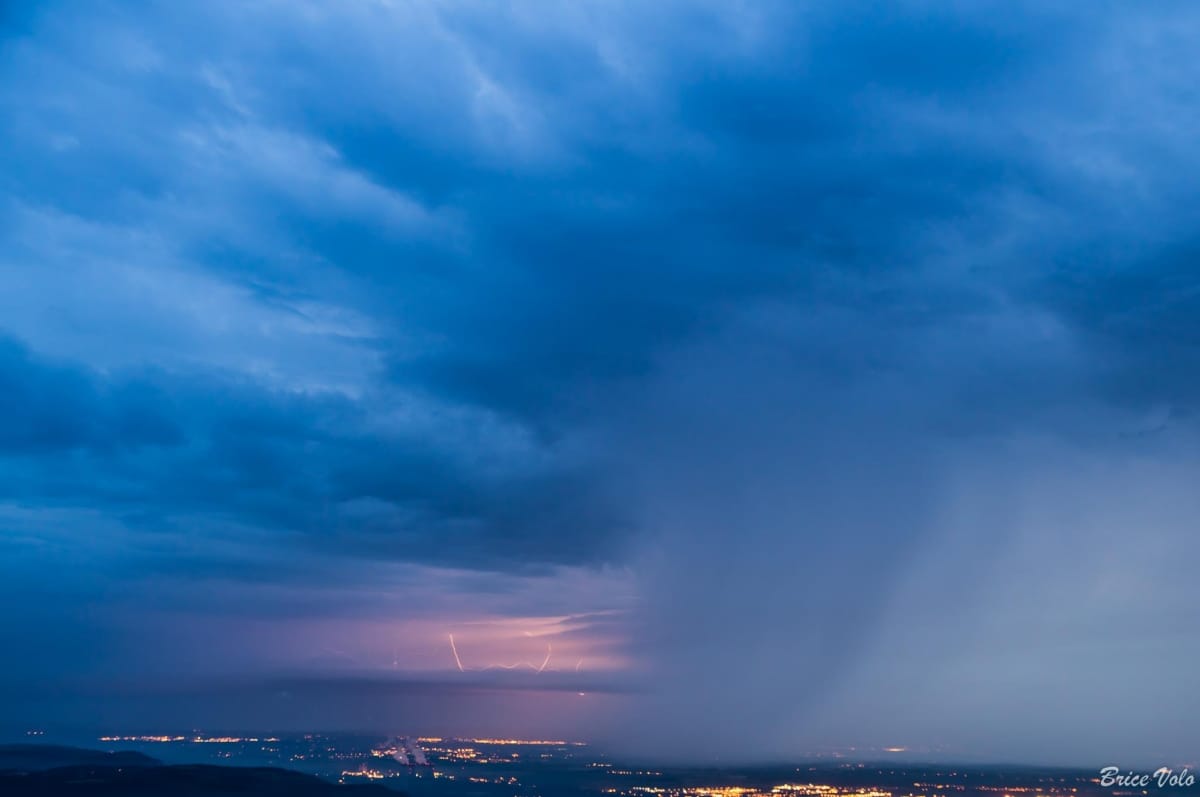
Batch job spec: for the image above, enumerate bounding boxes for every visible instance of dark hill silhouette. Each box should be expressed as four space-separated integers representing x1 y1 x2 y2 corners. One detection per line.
0 744 159 771
0 745 394 796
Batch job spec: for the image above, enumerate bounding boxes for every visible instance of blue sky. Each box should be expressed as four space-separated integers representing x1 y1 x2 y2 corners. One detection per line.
2 0 1199 763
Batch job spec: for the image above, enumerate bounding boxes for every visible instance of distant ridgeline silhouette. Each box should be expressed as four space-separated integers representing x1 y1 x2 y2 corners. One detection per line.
0 744 392 796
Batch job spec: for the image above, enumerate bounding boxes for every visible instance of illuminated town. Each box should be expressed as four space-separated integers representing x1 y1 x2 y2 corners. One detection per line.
51 732 1178 797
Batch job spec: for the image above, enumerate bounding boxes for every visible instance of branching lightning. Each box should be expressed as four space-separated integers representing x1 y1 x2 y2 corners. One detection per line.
447 635 560 674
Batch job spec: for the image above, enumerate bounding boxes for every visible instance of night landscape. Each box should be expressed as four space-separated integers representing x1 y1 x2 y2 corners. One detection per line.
1 1 1198 795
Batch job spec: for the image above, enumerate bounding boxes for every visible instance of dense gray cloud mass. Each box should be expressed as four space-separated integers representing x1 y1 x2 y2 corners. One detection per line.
2 0 1199 763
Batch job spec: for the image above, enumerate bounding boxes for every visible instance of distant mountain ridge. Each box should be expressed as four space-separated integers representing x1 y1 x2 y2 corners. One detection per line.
0 744 392 795
0 744 159 771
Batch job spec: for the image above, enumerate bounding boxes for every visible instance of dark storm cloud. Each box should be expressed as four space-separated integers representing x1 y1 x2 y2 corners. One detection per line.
0 337 182 453
3 0 1200 761
0 335 614 570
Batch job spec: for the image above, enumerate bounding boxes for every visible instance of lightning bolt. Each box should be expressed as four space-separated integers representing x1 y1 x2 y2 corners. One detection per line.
447 635 556 674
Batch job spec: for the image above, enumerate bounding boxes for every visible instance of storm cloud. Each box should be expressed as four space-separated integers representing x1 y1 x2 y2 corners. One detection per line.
2 0 1199 764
